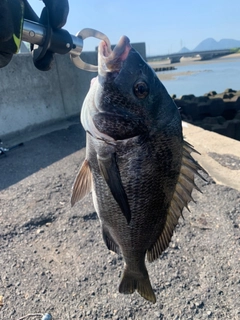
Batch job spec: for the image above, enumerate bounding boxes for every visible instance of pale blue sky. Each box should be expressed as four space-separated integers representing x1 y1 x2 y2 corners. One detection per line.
28 0 240 56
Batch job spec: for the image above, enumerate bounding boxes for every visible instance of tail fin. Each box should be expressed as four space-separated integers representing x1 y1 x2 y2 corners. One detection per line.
119 268 156 303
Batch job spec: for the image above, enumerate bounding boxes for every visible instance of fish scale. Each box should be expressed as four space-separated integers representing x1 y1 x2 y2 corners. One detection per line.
71 35 206 303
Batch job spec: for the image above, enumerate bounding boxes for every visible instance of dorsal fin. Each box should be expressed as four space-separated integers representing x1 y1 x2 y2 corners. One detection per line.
147 140 206 262
71 159 92 206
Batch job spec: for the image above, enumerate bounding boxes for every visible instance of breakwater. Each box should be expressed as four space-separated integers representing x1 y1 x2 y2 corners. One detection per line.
173 89 240 141
153 66 176 72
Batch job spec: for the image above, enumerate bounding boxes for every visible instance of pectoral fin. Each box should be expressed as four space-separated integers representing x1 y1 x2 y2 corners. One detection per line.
71 159 92 206
97 153 131 223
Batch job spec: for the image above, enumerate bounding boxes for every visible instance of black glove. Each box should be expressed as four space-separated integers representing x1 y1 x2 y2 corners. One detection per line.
33 0 69 71
42 0 69 29
0 0 24 67
0 0 69 70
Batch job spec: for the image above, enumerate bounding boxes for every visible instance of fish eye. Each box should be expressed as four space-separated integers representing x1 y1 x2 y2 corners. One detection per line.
133 81 149 99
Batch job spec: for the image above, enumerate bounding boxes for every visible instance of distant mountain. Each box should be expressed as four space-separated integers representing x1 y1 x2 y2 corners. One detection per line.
193 38 240 51
178 46 190 53
218 38 240 48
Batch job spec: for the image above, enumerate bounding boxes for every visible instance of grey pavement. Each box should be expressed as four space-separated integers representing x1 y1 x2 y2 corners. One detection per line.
183 122 240 192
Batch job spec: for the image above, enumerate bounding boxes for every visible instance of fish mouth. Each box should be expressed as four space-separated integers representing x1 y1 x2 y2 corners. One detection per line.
98 35 132 75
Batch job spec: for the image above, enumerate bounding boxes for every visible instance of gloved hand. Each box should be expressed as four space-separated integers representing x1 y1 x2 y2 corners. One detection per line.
0 0 24 67
42 0 69 29
32 0 69 71
0 0 69 69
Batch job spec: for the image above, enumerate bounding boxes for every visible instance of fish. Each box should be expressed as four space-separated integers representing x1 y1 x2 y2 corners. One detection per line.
71 35 205 303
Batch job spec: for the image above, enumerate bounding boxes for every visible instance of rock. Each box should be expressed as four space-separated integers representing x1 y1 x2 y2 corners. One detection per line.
195 301 204 308
206 310 212 317
212 123 228 136
224 88 237 93
225 120 236 138
202 117 219 125
174 99 200 121
212 120 240 139
232 119 240 140
180 94 195 101
173 98 187 109
234 111 240 120
222 107 237 120
194 96 210 103
181 102 199 121
197 100 212 117
216 116 226 125
209 98 225 117
36 228 44 234
231 95 240 111
154 66 176 72
223 93 235 99
223 99 237 112
206 90 217 96
200 123 213 131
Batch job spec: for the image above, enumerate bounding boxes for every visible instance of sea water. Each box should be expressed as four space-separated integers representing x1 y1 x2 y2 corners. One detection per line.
159 55 240 97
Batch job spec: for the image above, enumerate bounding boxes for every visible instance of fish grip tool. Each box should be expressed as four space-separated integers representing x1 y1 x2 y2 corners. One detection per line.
0 5 110 156
0 3 110 156
1 1 110 69
22 20 109 72
69 28 111 72
31 6 74 70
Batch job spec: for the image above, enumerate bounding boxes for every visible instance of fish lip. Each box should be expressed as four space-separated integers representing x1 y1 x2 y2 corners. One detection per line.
99 35 131 74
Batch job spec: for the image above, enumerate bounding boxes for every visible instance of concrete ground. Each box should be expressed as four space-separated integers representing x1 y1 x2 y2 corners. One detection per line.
2 119 240 192
183 122 240 192
1 120 240 319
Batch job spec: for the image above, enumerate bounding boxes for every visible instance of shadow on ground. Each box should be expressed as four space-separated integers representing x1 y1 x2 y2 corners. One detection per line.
0 123 85 190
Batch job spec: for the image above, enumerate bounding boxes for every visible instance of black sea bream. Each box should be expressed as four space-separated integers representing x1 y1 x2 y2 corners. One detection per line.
71 36 204 303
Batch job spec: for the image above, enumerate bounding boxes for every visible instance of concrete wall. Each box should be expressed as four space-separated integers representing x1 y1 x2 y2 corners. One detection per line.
110 42 146 61
0 51 97 138
0 42 146 139
131 43 146 61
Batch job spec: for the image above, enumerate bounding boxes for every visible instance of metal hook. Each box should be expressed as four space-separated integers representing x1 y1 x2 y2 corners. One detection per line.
70 28 111 72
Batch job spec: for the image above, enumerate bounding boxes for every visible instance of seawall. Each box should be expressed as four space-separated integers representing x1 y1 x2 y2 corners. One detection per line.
0 52 97 140
0 42 147 143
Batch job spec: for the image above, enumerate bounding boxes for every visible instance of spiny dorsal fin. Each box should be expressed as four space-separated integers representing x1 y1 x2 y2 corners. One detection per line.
71 159 92 207
147 140 206 262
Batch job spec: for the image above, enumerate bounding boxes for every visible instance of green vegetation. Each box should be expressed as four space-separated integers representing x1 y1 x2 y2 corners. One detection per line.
230 47 240 53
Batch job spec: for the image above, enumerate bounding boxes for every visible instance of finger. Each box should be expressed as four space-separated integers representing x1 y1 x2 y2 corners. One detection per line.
42 0 69 29
33 50 54 71
0 1 14 41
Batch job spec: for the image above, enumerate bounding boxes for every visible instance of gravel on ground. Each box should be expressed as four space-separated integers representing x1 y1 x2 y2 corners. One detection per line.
0 123 240 320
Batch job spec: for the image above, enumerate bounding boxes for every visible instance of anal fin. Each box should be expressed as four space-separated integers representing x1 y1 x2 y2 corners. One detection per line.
71 159 92 206
97 153 131 224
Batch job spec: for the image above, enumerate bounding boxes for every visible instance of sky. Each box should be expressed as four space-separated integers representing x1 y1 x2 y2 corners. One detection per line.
28 0 240 56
